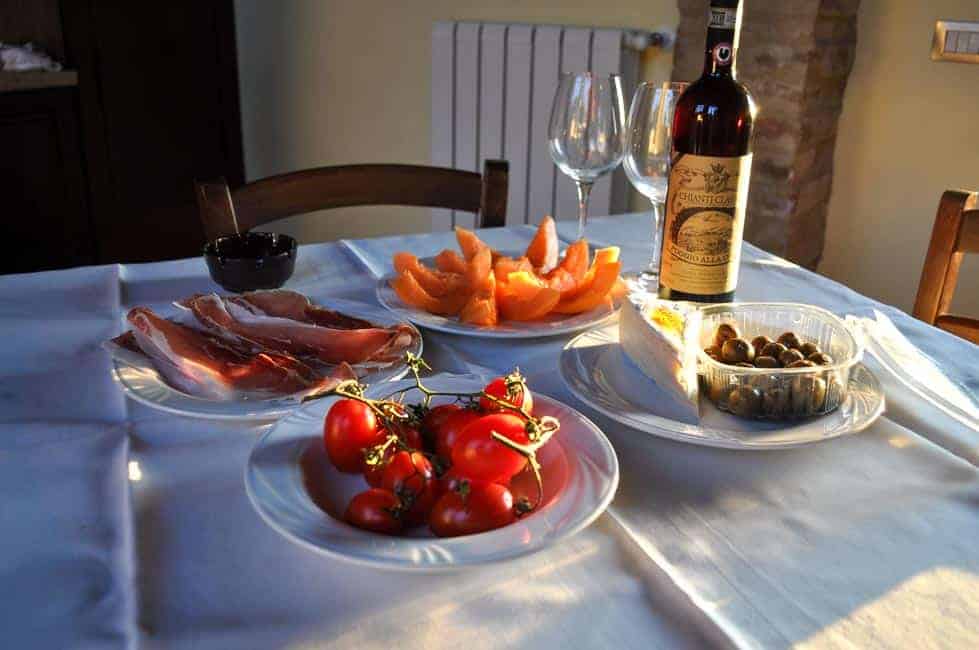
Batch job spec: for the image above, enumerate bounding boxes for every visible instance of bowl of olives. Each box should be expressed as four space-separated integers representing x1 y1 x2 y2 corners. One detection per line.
698 303 863 420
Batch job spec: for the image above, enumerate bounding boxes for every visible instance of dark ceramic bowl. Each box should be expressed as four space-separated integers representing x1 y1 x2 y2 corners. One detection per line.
203 232 297 293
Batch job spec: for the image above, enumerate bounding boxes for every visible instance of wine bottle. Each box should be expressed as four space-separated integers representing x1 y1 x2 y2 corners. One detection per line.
658 0 756 303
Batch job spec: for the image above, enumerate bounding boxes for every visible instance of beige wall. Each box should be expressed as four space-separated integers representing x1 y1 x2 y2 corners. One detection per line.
821 0 979 315
234 0 675 242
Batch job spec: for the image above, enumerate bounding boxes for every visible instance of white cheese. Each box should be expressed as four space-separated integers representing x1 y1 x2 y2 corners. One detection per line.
619 293 702 419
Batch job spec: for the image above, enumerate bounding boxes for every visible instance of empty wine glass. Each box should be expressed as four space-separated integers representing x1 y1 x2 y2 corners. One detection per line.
624 81 688 282
548 73 626 240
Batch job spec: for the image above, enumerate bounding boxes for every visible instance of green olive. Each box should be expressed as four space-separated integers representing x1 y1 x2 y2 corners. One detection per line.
810 378 827 412
751 335 774 353
703 345 722 362
721 338 755 364
761 342 787 361
754 355 779 368
777 332 802 350
728 385 763 418
779 348 805 366
762 387 791 417
713 322 741 349
787 359 815 368
799 342 820 357
808 352 833 366
708 379 731 405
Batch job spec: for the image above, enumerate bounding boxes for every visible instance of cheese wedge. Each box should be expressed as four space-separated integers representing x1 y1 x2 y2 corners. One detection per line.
619 293 702 419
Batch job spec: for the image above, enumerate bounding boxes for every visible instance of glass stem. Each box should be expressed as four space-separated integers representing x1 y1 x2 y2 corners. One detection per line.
575 181 593 241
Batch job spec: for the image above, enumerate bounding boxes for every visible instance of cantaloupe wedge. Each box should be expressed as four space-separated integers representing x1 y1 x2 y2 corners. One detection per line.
552 261 622 314
459 264 498 326
455 226 488 260
392 252 465 297
525 216 559 273
465 246 493 294
558 240 590 284
544 267 577 296
390 271 467 315
498 271 561 321
493 256 534 284
564 246 620 300
434 249 468 274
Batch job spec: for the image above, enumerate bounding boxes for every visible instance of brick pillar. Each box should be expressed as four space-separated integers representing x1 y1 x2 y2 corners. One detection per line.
672 0 860 268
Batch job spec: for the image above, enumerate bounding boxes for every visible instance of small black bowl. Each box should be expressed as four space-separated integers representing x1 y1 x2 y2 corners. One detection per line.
203 231 297 293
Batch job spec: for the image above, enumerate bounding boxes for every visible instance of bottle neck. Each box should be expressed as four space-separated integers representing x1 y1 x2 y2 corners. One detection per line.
702 2 742 79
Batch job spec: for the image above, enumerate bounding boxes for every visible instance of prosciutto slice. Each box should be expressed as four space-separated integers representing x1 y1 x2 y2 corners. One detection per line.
124 307 354 400
186 293 414 365
239 290 377 330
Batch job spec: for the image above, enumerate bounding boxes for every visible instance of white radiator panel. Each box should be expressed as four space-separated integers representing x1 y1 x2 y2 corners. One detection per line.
431 21 643 229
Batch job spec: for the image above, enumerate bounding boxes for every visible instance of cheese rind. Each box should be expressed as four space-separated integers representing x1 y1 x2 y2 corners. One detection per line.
619 294 701 418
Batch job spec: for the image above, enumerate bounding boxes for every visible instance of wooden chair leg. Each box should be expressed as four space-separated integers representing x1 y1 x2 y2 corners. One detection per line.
480 159 509 228
913 190 977 324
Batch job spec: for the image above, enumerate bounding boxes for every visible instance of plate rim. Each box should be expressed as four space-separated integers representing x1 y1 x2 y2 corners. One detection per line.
109 297 423 421
560 326 886 450
244 373 620 570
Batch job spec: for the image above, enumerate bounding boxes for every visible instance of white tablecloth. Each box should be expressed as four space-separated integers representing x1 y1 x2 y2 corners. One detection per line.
2 214 977 649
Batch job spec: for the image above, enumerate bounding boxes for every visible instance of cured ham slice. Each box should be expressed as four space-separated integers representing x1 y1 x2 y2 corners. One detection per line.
125 307 354 400
186 293 414 365
239 290 377 330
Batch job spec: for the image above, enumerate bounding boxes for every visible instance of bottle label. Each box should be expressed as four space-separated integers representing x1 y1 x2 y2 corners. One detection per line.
709 8 737 29
660 153 752 295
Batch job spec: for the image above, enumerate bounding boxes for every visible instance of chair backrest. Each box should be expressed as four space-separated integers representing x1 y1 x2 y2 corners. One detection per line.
196 160 508 242
913 189 979 344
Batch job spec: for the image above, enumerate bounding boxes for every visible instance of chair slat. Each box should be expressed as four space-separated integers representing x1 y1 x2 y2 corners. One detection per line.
956 210 979 253
934 314 979 345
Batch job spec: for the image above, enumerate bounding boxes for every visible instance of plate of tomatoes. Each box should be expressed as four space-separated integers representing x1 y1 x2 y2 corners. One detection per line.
245 360 619 569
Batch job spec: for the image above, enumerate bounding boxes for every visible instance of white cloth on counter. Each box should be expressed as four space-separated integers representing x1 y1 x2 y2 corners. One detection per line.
0 42 63 71
1 214 976 649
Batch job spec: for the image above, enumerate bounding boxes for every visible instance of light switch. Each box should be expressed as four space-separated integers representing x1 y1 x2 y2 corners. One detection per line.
932 20 979 63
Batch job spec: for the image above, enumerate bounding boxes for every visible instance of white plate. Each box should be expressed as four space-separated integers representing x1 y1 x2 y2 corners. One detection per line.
560 326 885 450
109 298 422 421
245 374 619 570
375 253 620 339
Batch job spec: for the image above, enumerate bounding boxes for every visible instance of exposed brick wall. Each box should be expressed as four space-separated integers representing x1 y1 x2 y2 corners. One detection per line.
672 0 860 268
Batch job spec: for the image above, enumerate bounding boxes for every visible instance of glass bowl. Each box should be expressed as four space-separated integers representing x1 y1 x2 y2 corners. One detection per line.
203 231 297 293
698 303 863 420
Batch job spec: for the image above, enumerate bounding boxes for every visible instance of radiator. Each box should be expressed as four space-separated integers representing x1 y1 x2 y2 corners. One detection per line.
431 22 667 230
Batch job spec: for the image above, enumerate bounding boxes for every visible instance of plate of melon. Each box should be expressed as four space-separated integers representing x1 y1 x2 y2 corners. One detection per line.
376 217 627 338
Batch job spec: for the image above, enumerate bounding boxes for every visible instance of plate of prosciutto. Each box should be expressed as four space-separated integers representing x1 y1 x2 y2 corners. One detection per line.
105 289 422 420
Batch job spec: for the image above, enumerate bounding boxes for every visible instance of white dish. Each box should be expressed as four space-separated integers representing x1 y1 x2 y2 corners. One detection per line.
375 253 620 339
244 374 619 570
109 297 422 421
560 326 885 450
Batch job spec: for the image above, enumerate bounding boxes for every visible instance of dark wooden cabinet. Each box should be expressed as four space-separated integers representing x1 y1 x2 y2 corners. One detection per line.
0 88 94 273
1 0 244 273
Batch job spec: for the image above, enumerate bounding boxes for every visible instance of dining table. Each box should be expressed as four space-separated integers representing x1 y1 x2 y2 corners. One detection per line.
2 212 978 650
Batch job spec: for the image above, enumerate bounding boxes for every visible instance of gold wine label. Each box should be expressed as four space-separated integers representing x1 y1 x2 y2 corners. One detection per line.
660 153 752 295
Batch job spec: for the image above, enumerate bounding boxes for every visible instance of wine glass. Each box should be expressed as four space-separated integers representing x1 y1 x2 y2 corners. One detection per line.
548 73 626 240
624 81 688 282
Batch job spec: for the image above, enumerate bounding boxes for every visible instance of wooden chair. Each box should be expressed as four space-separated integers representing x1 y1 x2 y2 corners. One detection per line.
195 160 508 242
912 189 979 344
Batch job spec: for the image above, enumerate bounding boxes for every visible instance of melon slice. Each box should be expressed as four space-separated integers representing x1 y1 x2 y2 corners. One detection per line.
498 271 561 321
392 252 465 297
390 271 467 315
525 216 559 273
552 261 622 314
434 249 468 274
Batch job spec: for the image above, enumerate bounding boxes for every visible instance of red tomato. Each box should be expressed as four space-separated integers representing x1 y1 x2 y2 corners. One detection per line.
451 413 530 484
423 403 462 433
433 408 483 462
344 488 403 535
429 482 516 537
362 444 393 487
381 450 436 526
324 399 386 473
396 425 423 451
479 376 534 414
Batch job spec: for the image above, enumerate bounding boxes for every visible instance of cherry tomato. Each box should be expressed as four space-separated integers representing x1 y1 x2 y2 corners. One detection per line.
381 450 436 526
323 399 386 473
395 424 423 451
479 376 534 414
433 408 483 462
429 481 515 537
362 443 393 487
451 413 530 484
422 403 462 450
344 488 403 535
